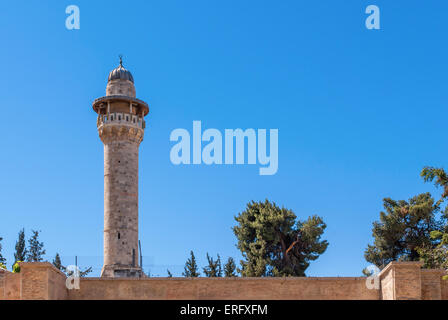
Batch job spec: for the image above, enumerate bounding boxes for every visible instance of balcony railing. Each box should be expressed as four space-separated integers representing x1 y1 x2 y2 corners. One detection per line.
97 112 145 129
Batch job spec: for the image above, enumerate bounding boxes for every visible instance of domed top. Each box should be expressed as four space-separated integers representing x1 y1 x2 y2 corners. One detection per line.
108 56 134 84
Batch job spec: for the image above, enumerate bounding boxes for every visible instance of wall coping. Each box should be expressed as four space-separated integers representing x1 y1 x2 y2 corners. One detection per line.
18 262 67 278
81 276 369 281
379 261 423 278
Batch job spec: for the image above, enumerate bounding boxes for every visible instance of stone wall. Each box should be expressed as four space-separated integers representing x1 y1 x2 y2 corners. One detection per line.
0 270 20 300
421 269 445 300
19 263 68 300
0 262 446 300
379 261 424 300
442 278 448 300
68 277 379 300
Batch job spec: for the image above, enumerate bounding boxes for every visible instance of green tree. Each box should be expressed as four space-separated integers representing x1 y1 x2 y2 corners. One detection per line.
417 230 448 271
182 250 200 277
224 257 237 277
364 193 444 269
26 230 46 262
421 167 448 205
0 237 6 265
12 261 21 273
203 253 222 277
79 267 92 277
233 200 328 277
54 255 92 277
167 269 173 277
14 228 27 266
52 253 63 270
419 167 448 271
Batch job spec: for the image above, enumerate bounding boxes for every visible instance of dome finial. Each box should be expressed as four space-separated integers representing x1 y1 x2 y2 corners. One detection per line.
119 54 123 67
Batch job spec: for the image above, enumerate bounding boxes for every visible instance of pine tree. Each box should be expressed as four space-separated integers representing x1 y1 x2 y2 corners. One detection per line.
79 267 92 277
167 269 173 277
217 254 222 277
0 237 6 265
52 253 63 270
364 193 444 269
14 228 27 266
233 200 328 277
26 230 46 262
203 253 222 277
224 257 237 277
182 250 200 277
418 167 448 270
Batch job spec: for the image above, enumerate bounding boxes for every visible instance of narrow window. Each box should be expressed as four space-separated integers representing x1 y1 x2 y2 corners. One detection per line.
118 233 120 239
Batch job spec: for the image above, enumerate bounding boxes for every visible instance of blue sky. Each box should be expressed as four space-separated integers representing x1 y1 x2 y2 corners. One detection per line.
1 1 447 277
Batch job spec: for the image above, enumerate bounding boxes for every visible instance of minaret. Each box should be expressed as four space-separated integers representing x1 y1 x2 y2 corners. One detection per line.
92 57 149 277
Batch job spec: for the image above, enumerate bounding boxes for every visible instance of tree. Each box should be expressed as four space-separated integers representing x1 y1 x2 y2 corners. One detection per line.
224 257 237 277
52 253 63 270
79 267 92 277
417 230 448 271
364 193 444 269
233 200 328 277
421 167 448 206
203 253 222 277
0 237 6 265
14 228 27 265
12 261 20 273
167 269 173 277
419 167 448 271
26 230 46 262
182 250 200 277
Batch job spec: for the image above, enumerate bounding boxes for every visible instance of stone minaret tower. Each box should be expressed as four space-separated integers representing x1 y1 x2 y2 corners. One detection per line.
92 57 149 277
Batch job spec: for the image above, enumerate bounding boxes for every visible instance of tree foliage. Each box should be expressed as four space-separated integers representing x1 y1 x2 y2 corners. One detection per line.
421 167 448 205
233 200 328 277
224 257 237 277
203 253 222 277
419 167 448 270
52 253 63 270
26 230 46 262
0 237 6 265
12 261 21 273
65 266 92 277
364 193 444 269
417 230 448 270
14 229 27 265
182 250 200 277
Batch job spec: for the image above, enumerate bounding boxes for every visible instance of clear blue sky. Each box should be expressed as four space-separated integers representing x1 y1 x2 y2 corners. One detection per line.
1 1 447 277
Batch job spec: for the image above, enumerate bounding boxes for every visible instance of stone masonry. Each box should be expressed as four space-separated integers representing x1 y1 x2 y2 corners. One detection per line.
0 261 446 300
92 58 149 278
